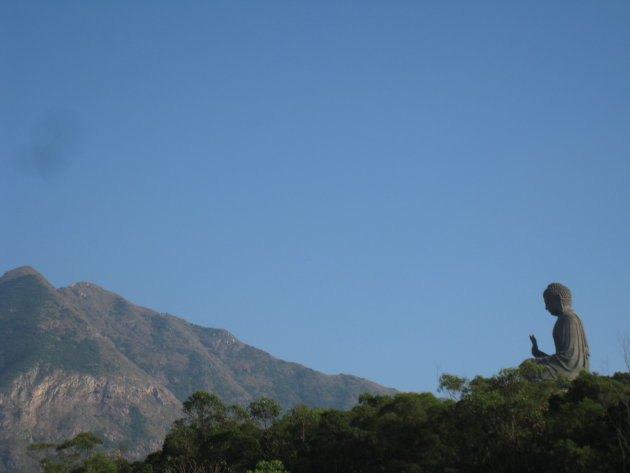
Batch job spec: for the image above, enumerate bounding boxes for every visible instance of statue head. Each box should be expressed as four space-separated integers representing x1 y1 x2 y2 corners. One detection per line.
543 283 572 315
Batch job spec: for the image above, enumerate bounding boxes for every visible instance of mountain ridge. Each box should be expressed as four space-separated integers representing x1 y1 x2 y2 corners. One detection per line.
0 266 396 472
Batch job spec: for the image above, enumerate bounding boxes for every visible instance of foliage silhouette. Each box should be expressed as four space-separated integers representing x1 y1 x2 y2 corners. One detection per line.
30 368 630 473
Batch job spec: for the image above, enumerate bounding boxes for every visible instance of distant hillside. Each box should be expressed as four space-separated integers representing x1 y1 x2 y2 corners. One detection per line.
0 266 396 473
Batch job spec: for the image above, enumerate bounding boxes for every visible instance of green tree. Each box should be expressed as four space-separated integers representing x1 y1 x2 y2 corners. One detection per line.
135 371 630 473
246 459 289 473
265 403 321 471
441 367 563 473
182 391 229 431
544 372 630 473
248 397 282 429
149 391 262 473
29 432 126 473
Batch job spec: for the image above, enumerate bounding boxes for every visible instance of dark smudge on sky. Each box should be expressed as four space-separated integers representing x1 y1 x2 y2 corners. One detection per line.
17 109 83 178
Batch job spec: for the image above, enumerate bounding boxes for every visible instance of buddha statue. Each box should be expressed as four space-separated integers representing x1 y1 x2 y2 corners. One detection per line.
524 283 589 380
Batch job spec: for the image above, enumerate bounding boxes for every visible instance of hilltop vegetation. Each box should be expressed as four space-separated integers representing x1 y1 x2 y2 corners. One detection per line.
30 368 630 473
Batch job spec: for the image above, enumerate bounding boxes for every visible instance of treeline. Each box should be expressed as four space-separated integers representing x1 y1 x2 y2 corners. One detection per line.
31 368 630 473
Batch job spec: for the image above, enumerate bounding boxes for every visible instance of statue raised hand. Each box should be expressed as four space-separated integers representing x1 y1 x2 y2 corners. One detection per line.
529 334 549 358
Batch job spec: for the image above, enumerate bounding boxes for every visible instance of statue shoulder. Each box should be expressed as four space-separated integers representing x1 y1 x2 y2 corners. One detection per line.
562 309 580 318
555 310 582 328
560 310 586 330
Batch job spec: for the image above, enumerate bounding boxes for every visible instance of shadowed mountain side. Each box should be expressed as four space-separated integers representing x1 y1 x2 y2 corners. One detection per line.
56 276 395 407
0 266 396 472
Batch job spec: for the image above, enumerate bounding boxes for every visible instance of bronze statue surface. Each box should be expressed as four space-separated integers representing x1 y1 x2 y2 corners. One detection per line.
524 283 589 380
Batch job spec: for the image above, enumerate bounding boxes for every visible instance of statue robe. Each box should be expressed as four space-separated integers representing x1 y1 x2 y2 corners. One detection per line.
535 309 590 380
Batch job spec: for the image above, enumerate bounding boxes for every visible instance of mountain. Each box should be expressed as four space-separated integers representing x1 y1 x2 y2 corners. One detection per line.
0 266 396 472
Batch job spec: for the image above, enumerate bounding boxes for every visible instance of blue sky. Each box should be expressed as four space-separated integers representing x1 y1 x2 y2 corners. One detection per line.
2 1 629 394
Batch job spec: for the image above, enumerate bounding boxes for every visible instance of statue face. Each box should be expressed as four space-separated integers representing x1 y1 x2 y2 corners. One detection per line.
544 295 562 315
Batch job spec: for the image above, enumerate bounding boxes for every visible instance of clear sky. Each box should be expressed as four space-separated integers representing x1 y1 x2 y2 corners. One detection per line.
2 1 629 394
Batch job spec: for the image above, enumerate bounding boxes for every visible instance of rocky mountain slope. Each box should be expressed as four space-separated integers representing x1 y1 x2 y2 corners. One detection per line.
0 266 396 472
